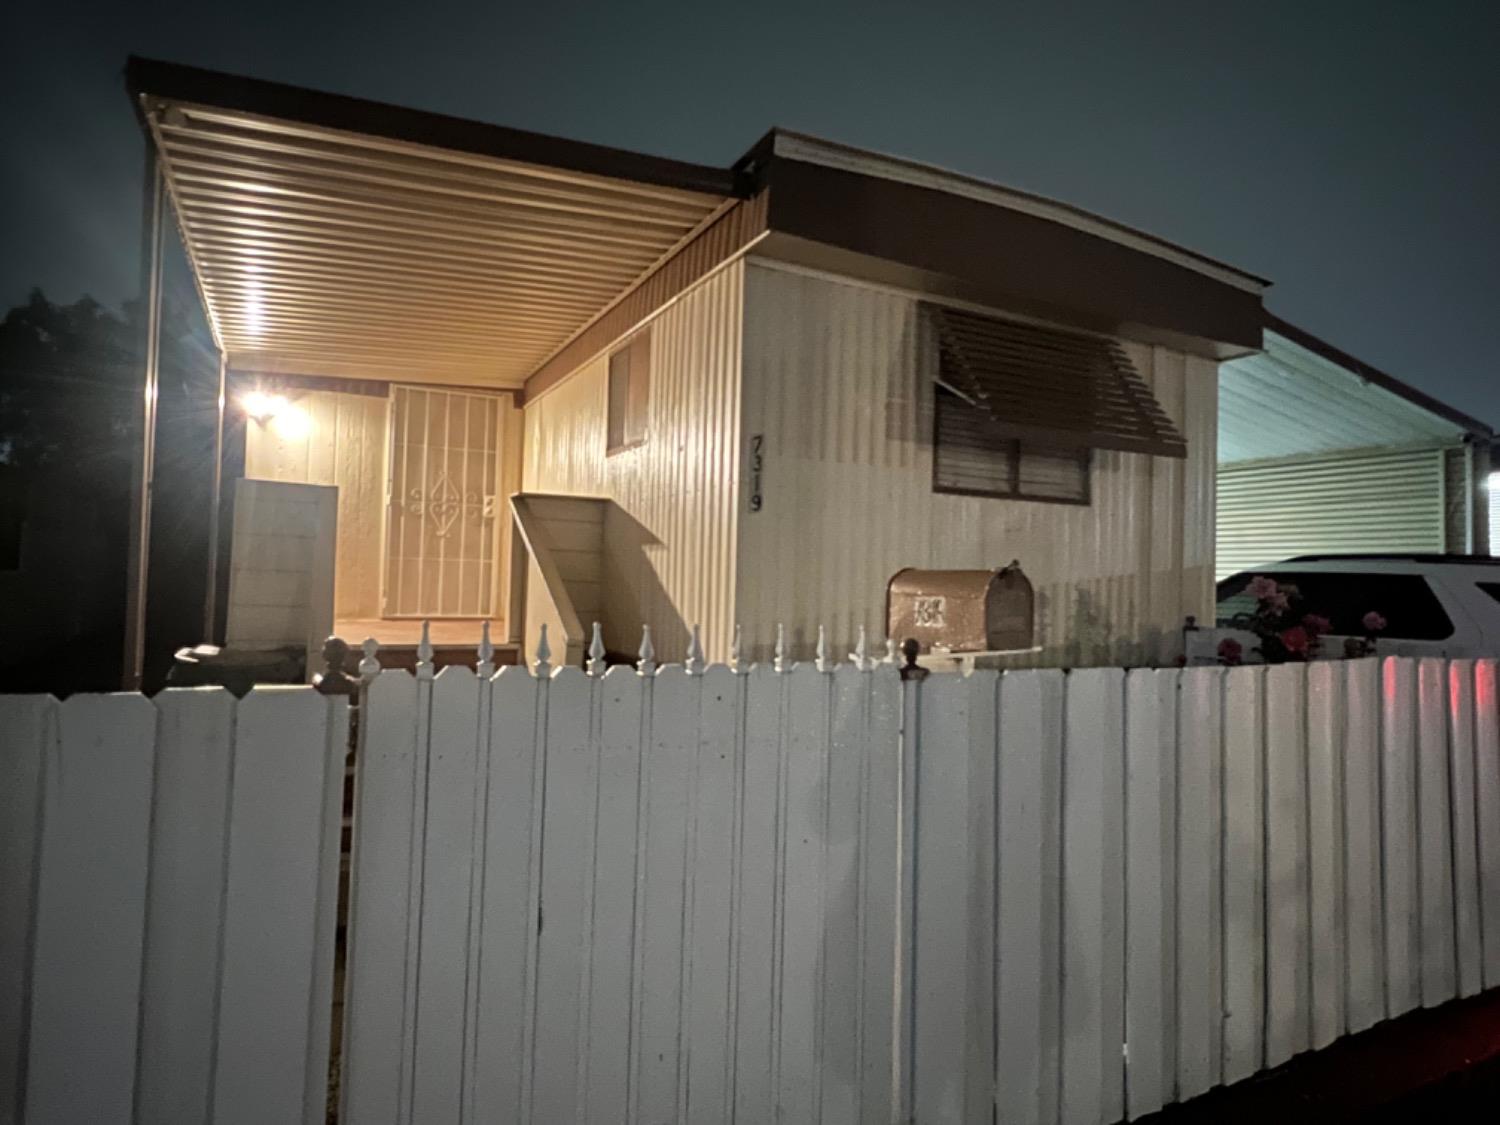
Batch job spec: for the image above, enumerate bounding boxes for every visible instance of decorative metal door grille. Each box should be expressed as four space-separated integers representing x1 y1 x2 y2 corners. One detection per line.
384 386 500 618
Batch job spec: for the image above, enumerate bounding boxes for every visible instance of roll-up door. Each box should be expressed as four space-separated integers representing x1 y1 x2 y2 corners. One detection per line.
1216 446 1446 579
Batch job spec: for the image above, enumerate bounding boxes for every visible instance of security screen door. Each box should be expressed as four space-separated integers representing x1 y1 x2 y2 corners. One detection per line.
383 386 500 618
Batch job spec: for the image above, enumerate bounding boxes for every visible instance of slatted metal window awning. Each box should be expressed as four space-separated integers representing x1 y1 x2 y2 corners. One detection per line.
930 305 1188 458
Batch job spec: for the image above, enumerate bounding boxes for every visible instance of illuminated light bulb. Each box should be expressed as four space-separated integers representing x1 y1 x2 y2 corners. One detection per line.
271 404 311 440
240 389 292 425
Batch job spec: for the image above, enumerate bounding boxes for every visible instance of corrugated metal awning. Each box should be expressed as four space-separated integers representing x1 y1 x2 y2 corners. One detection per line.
930 306 1188 458
129 58 737 387
1219 328 1484 464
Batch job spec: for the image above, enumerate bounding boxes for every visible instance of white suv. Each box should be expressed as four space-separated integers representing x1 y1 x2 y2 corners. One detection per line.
1195 554 1500 662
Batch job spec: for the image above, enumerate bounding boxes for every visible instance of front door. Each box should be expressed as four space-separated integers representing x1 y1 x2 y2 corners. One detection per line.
383 386 501 618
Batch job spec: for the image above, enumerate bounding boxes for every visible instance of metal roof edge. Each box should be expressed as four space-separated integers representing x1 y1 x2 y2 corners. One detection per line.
124 55 745 199
757 128 1272 295
1264 313 1493 439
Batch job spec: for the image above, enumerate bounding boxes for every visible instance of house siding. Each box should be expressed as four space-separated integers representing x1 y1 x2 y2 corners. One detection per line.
735 261 1218 667
244 389 389 621
245 386 524 628
1216 445 1448 579
521 262 744 662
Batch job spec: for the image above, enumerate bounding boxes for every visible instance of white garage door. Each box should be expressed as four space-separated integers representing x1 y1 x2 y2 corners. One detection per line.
1216 446 1446 580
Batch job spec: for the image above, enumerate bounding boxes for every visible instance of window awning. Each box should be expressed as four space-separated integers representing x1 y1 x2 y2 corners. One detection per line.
930 305 1188 458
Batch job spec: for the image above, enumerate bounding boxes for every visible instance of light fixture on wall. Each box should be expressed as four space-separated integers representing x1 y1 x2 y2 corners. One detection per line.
240 389 311 439
240 389 290 425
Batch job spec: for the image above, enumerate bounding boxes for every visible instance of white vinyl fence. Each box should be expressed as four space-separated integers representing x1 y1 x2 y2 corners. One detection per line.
340 651 1500 1125
5 652 1500 1125
0 688 345 1125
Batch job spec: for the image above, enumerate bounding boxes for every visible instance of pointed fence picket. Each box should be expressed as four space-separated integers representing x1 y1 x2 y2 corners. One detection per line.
341 628 907 1125
329 643 1500 1125
6 638 1500 1125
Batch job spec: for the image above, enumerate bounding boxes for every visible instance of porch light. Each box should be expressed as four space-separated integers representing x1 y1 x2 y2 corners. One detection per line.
240 388 312 439
240 389 289 425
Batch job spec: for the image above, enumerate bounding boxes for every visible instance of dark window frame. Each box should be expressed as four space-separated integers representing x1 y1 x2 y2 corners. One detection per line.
606 331 651 456
931 383 1092 506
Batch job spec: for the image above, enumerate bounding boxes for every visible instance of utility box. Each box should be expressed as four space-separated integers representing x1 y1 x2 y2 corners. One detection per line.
886 562 1035 655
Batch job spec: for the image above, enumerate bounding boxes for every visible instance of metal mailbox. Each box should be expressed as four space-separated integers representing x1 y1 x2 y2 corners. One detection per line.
886 562 1034 654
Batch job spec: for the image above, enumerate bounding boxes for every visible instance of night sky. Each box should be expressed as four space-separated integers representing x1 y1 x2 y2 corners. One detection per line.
4 1 1497 423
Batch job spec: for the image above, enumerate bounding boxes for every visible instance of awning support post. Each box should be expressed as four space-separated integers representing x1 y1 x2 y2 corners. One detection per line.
123 158 166 690
203 349 227 640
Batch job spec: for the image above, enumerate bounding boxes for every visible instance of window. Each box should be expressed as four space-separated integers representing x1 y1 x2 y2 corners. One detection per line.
1477 582 1500 607
933 385 1090 503
606 332 650 454
1214 571 1455 641
928 304 1187 457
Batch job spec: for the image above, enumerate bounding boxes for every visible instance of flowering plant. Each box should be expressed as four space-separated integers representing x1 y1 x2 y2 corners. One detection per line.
1224 576 1385 664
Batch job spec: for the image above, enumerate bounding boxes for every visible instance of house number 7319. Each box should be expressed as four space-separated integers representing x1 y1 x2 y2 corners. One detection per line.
748 433 764 512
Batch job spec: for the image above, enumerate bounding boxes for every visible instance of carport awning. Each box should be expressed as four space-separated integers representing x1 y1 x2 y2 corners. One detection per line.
1219 321 1490 463
129 58 738 387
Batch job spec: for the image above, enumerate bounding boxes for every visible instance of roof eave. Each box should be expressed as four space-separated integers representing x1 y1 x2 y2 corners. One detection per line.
126 55 746 200
754 127 1271 294
1265 314 1493 439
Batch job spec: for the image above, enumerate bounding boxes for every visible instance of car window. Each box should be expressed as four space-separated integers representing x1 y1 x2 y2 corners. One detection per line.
1215 571 1455 641
1478 582 1500 606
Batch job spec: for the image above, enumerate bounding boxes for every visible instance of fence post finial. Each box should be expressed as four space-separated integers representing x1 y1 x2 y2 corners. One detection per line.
899 637 929 682
815 624 831 672
534 622 553 679
852 625 873 672
686 624 705 676
359 637 381 681
587 622 606 676
774 623 787 673
477 621 495 678
884 637 899 666
313 636 358 696
730 624 744 674
417 621 435 680
638 624 656 676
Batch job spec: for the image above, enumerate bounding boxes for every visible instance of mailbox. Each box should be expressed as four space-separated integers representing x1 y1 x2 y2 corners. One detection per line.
886 562 1034 654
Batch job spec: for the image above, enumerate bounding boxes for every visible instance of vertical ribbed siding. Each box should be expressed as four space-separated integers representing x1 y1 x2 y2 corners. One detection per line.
735 261 1218 668
521 262 743 662
1444 445 1472 553
243 388 389 620
1216 447 1447 579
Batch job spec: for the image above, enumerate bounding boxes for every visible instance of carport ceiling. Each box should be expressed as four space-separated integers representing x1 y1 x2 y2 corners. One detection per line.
131 59 737 387
1219 327 1485 464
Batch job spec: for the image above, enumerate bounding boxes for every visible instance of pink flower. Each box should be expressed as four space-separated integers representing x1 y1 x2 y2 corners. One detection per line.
1267 593 1290 613
1217 637 1244 666
1247 575 1280 601
1363 611 1387 634
1280 626 1310 657
1302 614 1332 638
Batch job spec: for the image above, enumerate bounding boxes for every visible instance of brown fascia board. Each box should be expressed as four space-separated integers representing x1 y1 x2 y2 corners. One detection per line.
1265 313 1493 439
757 153 1267 357
521 145 1271 401
521 192 771 403
124 56 746 199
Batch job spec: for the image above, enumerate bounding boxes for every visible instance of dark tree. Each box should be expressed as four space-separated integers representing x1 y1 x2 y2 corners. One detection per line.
0 287 219 693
